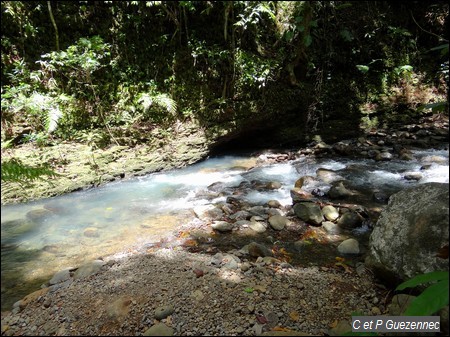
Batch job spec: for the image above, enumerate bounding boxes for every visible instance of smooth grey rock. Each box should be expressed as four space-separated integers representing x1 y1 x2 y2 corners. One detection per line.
73 260 105 280
322 205 339 221
211 221 233 232
337 211 363 229
249 221 267 233
322 221 340 234
268 215 290 230
154 305 174 320
293 203 323 225
337 239 360 254
143 323 174 336
328 181 352 199
248 242 272 257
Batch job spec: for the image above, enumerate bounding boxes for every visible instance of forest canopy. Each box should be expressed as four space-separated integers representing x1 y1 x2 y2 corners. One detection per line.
1 1 448 150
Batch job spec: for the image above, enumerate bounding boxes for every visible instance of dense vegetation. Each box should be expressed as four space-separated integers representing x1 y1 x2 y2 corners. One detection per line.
0 1 449 325
1 1 448 154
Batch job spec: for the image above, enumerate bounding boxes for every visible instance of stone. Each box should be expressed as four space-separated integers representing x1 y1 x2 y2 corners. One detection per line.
249 221 267 233
328 181 352 199
211 221 233 232
25 209 54 222
290 188 315 202
248 242 272 257
154 305 174 320
73 260 105 280
337 239 360 254
366 183 449 283
143 323 174 336
83 227 99 238
403 172 423 181
49 269 71 285
193 205 223 220
316 168 343 184
322 221 340 234
294 176 316 189
267 199 282 208
293 202 323 226
266 181 282 190
322 205 339 221
337 212 363 229
268 215 290 230
375 151 393 161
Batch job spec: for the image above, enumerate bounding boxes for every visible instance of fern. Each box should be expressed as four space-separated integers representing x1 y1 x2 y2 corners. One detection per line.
138 92 177 115
154 93 177 115
1 158 60 183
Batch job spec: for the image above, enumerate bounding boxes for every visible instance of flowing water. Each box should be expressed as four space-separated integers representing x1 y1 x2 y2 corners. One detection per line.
1 146 448 311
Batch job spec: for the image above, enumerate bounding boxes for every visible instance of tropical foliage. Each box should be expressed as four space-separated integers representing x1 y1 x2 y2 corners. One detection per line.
1 1 447 148
1 158 59 183
395 271 449 316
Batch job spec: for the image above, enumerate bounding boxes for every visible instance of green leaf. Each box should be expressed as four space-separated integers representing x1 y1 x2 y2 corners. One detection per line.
1 159 60 183
356 65 369 73
244 287 254 293
418 101 448 113
429 44 448 52
403 279 449 316
335 3 353 10
398 65 413 72
304 35 312 47
396 271 449 291
285 30 294 42
340 29 354 42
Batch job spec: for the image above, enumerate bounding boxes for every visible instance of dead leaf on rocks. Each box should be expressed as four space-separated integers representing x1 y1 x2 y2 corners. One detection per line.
193 269 204 278
272 326 294 332
183 239 198 247
436 244 449 259
178 230 190 238
334 261 352 273
289 311 300 321
256 314 268 324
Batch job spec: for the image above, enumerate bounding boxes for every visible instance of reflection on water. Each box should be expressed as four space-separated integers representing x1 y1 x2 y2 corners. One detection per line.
1 148 449 310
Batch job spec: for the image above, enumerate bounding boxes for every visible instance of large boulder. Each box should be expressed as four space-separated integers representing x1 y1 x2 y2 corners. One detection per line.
366 183 449 283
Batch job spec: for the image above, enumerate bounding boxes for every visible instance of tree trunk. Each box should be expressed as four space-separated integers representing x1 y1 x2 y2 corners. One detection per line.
47 1 59 51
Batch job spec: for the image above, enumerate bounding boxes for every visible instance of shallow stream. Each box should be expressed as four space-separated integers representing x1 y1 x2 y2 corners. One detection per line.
1 146 448 311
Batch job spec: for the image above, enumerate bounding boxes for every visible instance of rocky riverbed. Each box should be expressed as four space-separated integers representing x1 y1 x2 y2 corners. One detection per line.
1 245 387 336
1 113 448 336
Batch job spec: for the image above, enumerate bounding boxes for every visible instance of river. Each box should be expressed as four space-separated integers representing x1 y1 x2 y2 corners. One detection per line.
1 145 448 311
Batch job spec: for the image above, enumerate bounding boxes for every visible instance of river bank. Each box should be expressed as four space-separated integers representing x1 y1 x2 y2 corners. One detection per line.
1 121 212 205
1 113 448 336
2 114 448 206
